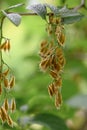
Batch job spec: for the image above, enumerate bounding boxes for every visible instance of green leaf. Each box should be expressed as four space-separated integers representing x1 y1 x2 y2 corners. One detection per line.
2 10 21 26
31 113 69 130
46 4 84 24
26 4 47 20
66 94 87 109
55 6 84 24
61 11 84 24
46 4 60 15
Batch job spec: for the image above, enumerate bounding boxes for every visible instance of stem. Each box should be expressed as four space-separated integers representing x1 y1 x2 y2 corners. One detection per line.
74 0 86 11
0 17 4 75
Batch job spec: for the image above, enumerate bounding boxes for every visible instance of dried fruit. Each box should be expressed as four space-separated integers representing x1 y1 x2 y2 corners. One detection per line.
9 76 15 88
3 99 9 111
11 99 16 112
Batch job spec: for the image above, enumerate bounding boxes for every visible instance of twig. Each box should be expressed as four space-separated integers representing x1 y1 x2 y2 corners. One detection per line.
74 0 86 11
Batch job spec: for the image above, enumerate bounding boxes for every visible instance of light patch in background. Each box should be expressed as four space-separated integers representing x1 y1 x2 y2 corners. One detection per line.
28 0 56 5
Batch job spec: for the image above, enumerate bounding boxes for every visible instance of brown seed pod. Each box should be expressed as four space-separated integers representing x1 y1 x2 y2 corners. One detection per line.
11 99 16 112
58 56 66 67
55 94 59 108
7 39 10 51
3 99 9 111
0 107 8 122
58 92 62 105
3 39 10 51
49 13 54 24
48 83 57 97
7 115 13 127
3 69 9 76
39 59 50 72
40 40 48 48
47 24 53 35
9 76 15 88
48 84 54 97
4 78 9 88
55 26 62 35
49 70 58 79
55 92 62 109
0 40 7 50
53 61 61 72
40 47 48 58
57 33 65 46
55 47 63 57
54 77 62 88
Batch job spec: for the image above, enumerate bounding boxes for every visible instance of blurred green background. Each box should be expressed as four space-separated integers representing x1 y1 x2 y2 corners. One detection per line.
0 0 87 130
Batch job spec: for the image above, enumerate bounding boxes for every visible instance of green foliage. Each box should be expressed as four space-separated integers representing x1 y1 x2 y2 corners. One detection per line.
0 0 87 130
27 3 84 24
31 113 69 130
0 3 84 27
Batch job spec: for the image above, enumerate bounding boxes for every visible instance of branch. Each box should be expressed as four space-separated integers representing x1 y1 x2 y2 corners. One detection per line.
74 0 87 11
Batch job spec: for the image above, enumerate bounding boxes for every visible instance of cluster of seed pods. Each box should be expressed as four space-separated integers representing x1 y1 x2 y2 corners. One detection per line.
0 39 16 127
39 14 66 108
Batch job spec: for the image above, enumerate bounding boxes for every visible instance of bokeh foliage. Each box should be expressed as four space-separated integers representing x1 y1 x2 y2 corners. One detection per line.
0 0 87 130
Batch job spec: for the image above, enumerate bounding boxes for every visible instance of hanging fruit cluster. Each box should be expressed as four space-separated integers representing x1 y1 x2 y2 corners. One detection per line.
0 38 16 127
39 14 66 109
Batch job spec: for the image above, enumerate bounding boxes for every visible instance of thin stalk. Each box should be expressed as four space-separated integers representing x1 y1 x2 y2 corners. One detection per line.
0 17 4 75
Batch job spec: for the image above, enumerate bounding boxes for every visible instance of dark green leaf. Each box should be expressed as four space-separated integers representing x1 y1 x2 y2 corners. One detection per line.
2 10 21 26
31 113 69 130
66 94 87 109
26 4 47 20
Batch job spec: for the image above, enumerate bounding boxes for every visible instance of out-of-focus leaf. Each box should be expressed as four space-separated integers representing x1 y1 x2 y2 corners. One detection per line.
66 94 87 109
31 113 69 130
7 3 24 10
28 95 52 112
24 54 39 61
2 10 21 26
26 4 47 20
